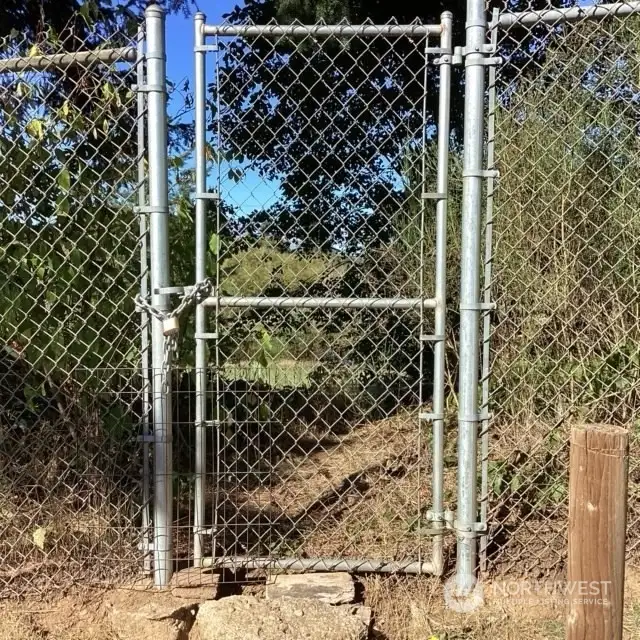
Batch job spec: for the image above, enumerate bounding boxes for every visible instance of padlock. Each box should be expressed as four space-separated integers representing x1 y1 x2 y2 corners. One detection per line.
163 316 180 337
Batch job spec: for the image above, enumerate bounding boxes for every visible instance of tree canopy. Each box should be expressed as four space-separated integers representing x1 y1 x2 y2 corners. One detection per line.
214 0 573 250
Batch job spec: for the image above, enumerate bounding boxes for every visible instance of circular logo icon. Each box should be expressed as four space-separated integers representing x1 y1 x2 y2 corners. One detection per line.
443 574 484 613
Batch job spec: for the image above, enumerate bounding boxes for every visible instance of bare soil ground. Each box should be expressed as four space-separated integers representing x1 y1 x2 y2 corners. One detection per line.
1 569 640 639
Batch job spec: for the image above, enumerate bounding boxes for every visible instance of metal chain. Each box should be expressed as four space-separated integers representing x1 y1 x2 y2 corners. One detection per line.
135 279 213 391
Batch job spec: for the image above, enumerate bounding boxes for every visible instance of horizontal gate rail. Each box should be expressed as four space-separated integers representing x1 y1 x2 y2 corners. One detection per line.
203 556 437 574
201 296 438 310
202 23 442 38
0 47 137 72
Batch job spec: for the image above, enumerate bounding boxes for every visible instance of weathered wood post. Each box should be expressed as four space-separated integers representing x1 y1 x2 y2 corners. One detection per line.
567 424 628 640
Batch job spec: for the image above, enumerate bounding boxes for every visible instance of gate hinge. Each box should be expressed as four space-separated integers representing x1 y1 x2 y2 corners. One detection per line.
195 44 219 53
426 510 486 537
453 45 502 67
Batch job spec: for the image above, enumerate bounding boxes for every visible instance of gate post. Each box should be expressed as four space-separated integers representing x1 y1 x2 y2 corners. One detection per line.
145 2 173 587
456 0 489 591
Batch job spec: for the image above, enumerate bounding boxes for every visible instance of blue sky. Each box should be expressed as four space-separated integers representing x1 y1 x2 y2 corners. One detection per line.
165 1 280 216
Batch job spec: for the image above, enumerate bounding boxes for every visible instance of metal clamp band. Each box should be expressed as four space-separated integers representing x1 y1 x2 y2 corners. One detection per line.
155 286 187 295
456 43 497 55
466 56 503 67
134 205 167 214
195 332 219 340
195 192 220 200
420 412 445 421
133 83 166 93
454 519 487 535
434 55 453 66
422 192 447 200
462 169 499 179
195 44 219 52
193 526 216 535
420 334 445 342
459 301 496 311
459 411 492 424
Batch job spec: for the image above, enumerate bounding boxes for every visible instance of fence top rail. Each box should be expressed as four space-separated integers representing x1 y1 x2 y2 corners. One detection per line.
496 0 640 29
201 23 443 38
0 46 137 73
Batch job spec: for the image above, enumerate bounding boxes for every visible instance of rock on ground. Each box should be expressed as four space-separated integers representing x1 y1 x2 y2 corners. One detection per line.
105 590 200 640
265 572 355 605
192 595 369 640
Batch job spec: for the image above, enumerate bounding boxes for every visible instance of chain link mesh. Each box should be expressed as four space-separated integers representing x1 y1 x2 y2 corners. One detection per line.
0 17 146 595
484 0 640 576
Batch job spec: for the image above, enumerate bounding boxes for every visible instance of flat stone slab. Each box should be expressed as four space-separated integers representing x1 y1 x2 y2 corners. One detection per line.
171 567 220 601
192 595 369 640
265 572 355 605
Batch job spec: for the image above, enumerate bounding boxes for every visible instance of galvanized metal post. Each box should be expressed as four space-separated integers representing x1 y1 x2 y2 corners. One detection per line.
430 10 453 576
137 24 152 576
456 0 488 590
193 11 207 567
145 3 173 587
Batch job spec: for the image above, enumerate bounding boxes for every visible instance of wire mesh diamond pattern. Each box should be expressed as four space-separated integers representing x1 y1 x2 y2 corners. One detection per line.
0 17 146 596
483 0 640 575
169 19 457 574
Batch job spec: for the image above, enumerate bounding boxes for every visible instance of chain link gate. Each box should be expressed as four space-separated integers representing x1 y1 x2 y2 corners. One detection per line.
163 12 458 583
3 0 639 598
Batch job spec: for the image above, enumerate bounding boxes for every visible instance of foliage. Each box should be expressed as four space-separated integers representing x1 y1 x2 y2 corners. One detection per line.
491 15 640 427
215 0 570 248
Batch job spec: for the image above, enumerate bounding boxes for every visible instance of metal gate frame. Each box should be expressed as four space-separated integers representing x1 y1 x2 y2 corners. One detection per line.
144 0 640 591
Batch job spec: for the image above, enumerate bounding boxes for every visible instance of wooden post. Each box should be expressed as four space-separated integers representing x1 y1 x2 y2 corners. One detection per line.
567 424 628 640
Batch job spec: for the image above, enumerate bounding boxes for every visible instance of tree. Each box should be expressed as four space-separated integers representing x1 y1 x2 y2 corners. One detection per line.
214 0 574 250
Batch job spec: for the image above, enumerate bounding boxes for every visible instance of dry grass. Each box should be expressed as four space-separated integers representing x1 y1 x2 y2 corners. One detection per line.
228 411 457 562
362 567 640 640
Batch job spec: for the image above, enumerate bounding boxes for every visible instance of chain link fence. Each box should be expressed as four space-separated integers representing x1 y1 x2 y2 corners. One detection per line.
0 15 147 595
2 0 640 599
482 0 640 576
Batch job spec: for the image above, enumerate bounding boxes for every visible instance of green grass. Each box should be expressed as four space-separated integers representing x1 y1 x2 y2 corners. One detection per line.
222 359 317 388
